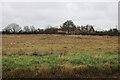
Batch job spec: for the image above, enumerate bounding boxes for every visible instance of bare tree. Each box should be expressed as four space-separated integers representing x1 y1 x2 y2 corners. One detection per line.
24 26 30 32
3 23 21 33
30 26 35 32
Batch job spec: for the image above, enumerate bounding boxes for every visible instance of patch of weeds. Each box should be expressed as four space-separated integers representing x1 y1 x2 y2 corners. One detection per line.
12 49 27 56
36 65 50 78
30 50 42 56
59 48 68 56
17 49 27 55
57 56 68 63
2 50 7 56
69 54 94 65
61 65 74 77
50 48 54 54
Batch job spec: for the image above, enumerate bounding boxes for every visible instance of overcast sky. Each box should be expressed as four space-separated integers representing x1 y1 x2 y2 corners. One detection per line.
1 2 118 31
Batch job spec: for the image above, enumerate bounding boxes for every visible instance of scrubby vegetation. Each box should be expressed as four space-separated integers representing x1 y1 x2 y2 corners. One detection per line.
2 34 119 78
2 53 119 78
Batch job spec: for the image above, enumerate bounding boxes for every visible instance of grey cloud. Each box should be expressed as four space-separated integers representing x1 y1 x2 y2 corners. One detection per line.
2 2 118 30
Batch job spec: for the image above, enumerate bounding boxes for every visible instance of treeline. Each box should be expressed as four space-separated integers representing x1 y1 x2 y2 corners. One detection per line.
2 27 119 36
2 25 58 34
77 31 120 36
2 20 120 36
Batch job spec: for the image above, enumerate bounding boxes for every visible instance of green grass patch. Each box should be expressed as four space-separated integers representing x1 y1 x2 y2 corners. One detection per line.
3 52 119 70
2 52 119 78
68 52 119 65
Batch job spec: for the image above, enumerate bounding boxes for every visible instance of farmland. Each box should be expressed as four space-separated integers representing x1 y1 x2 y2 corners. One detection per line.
2 34 119 78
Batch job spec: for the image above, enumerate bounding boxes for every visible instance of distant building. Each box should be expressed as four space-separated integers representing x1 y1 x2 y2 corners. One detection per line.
74 26 81 34
57 28 66 34
81 25 95 33
57 24 95 34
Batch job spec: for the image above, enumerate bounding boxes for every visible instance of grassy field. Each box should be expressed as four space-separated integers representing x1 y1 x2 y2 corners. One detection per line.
2 34 119 78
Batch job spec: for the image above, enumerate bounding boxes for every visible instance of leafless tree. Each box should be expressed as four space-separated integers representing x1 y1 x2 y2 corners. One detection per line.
24 26 30 32
30 26 35 32
3 23 21 33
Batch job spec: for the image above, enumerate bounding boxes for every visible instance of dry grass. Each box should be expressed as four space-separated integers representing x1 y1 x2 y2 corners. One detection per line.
2 34 118 55
2 64 119 78
2 34 119 78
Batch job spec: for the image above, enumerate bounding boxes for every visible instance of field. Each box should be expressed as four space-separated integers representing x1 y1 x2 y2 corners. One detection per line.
2 34 119 78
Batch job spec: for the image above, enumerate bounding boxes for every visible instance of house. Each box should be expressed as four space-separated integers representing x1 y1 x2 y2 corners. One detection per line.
57 24 95 34
81 25 95 33
57 28 66 34
74 26 81 34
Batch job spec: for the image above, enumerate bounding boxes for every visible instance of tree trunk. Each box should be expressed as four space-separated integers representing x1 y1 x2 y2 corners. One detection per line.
68 30 70 35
